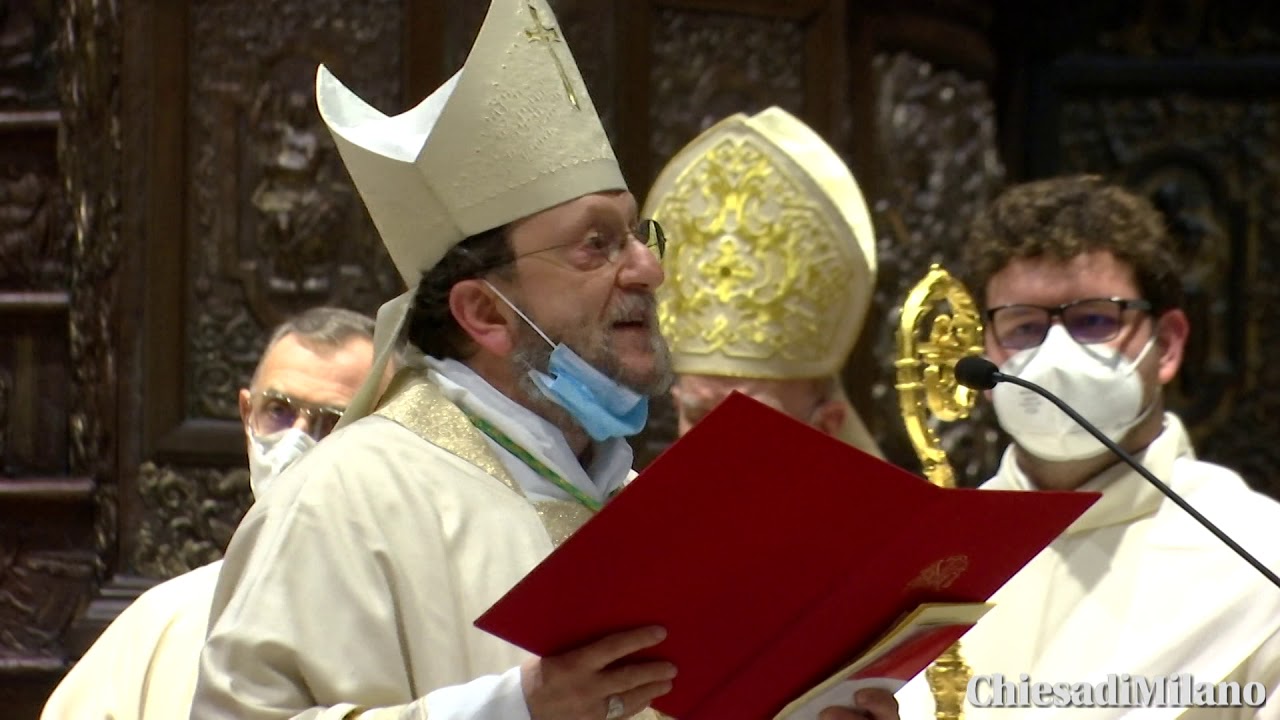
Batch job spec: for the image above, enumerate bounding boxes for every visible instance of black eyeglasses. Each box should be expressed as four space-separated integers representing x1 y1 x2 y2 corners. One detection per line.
247 389 345 440
500 218 667 273
986 297 1154 350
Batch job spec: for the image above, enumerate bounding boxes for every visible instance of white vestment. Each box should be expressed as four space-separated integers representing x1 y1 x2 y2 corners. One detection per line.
41 561 221 720
896 413 1280 719
189 359 644 720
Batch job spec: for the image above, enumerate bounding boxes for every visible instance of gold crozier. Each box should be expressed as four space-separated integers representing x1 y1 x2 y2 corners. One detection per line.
894 263 984 720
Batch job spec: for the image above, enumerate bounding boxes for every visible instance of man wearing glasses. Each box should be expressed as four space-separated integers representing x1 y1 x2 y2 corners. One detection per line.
238 308 378 498
189 2 900 720
42 306 381 720
896 175 1280 718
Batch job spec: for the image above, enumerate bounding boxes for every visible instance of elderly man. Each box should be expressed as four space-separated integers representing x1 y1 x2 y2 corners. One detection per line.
40 306 380 720
188 1 900 720
896 175 1280 719
644 107 881 456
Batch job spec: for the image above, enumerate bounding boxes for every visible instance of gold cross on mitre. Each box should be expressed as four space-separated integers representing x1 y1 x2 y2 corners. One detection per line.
523 0 581 110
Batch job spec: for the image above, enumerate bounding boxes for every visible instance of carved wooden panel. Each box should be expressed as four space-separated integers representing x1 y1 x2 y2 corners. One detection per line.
0 121 63 291
0 296 68 477
647 6 806 188
185 0 404 420
0 2 69 506
0 0 115 709
863 52 1006 485
1087 0 1280 56
1054 91 1280 498
0 0 58 111
0 492 98 664
60 0 121 569
133 463 251 578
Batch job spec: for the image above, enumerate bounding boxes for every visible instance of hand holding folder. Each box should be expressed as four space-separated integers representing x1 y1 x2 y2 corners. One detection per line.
477 393 1098 719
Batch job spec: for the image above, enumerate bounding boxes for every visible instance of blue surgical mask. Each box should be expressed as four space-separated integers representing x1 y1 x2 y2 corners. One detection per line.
484 281 649 442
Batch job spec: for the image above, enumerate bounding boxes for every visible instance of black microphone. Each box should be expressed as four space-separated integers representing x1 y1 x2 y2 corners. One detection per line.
954 355 1280 590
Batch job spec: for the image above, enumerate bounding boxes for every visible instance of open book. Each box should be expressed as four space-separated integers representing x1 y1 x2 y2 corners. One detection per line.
776 603 990 720
476 392 1097 719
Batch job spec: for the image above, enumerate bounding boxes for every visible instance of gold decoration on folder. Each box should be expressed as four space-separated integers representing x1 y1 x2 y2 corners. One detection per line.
906 555 970 592
895 263 985 720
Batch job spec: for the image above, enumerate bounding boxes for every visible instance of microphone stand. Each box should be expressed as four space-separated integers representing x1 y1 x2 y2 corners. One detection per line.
996 370 1280 591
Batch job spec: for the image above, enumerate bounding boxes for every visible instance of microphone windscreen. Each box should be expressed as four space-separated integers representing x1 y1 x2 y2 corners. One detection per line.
955 356 1001 390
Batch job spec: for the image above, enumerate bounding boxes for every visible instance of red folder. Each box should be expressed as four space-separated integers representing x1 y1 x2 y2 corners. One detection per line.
475 392 1098 719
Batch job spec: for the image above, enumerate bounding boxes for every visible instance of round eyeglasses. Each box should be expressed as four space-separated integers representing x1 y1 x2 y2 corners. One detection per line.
247 389 345 440
986 297 1154 351
503 218 666 272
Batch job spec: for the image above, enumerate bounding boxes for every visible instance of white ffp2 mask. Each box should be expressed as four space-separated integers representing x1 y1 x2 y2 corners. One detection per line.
992 324 1157 462
247 427 317 498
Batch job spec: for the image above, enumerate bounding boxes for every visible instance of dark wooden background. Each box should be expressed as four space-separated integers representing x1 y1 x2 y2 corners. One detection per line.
3 0 1278 715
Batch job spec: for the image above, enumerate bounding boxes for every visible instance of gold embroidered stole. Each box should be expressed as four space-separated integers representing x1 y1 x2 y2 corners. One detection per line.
374 369 670 720
373 367 595 546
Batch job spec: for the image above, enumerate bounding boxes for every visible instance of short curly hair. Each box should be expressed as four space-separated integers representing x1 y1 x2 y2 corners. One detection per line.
406 225 514 361
963 175 1183 313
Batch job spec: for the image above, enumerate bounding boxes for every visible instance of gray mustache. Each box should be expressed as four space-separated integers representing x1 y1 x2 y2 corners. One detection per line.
607 293 658 324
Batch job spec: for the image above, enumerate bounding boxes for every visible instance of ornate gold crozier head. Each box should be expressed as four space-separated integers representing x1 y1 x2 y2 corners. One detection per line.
894 262 984 720
894 264 985 489
643 107 880 456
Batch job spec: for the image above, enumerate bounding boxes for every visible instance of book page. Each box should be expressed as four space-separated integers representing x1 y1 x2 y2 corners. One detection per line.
773 603 992 720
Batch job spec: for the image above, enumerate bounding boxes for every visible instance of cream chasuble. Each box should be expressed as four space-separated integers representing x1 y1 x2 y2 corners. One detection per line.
41 561 221 720
190 367 661 720
896 413 1280 719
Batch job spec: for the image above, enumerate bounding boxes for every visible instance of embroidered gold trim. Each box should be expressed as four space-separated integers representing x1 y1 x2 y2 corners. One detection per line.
375 368 594 546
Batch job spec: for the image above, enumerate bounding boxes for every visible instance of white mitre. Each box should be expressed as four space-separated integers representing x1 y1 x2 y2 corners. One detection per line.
317 0 626 427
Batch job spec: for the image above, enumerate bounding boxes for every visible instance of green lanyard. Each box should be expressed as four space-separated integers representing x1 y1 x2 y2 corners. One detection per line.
463 410 603 512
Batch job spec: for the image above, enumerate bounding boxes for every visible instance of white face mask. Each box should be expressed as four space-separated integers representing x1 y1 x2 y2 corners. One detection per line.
992 324 1158 462
247 427 317 498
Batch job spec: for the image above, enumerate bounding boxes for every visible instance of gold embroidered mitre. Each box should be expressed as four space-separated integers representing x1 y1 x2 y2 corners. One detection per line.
315 0 625 426
644 107 876 381
644 108 881 454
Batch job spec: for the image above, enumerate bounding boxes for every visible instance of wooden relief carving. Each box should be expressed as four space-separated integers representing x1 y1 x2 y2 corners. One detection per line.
1057 94 1280 497
0 144 64 291
58 0 122 612
59 0 122 496
0 0 58 110
0 0 114 686
186 0 404 420
132 462 252 579
0 1 64 291
647 7 806 188
190 296 272 420
0 303 69 477
0 371 8 468
867 52 1006 485
0 537 98 662
1088 1 1280 56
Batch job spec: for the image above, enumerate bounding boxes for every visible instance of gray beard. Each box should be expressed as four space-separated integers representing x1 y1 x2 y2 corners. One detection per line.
508 322 672 438
511 335 579 435
511 325 671 391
